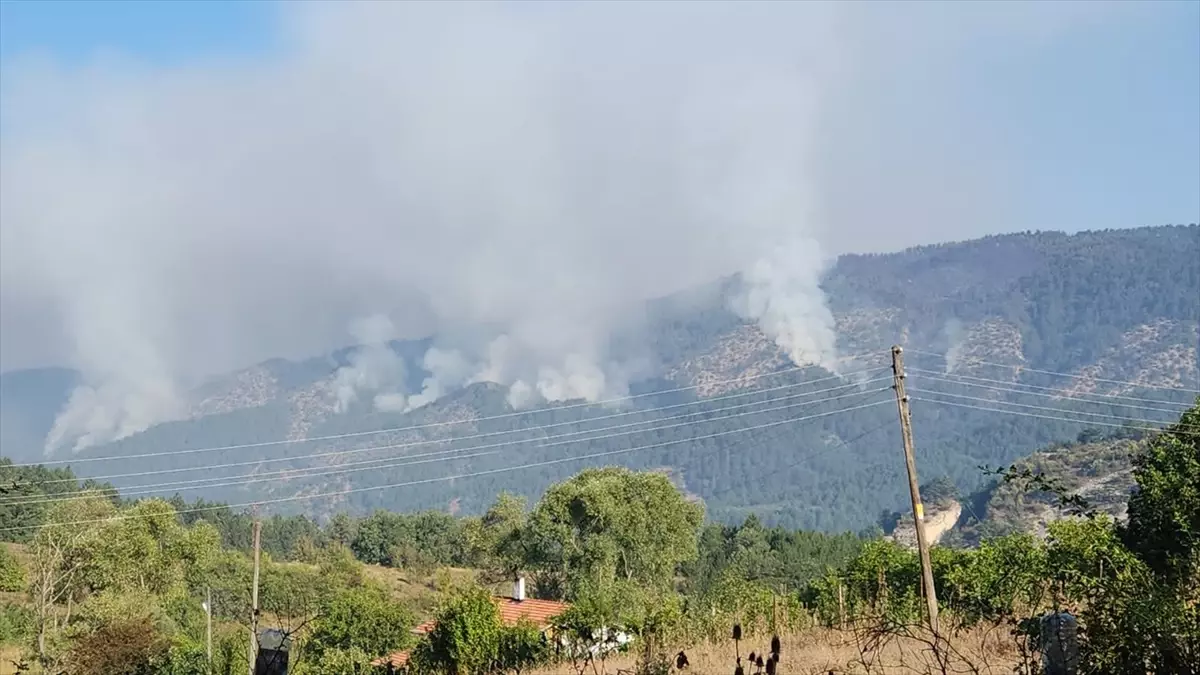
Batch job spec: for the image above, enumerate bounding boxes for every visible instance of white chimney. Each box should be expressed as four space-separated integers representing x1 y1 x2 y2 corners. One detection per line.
514 576 526 602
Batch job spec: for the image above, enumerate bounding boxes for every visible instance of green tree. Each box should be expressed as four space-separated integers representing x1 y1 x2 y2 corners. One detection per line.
29 493 115 669
1123 400 1200 585
496 619 550 675
523 468 704 599
0 544 26 592
410 585 504 675
467 492 528 577
84 499 220 597
303 586 414 662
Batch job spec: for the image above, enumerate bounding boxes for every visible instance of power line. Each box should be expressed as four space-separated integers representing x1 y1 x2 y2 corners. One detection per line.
912 396 1196 436
13 357 889 468
7 384 895 506
7 374 894 488
1 398 894 532
905 348 1200 394
909 371 1192 416
907 367 1195 409
910 388 1196 430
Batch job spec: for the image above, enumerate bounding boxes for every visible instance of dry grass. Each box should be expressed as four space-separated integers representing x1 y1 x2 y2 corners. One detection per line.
530 625 1022 675
360 564 482 617
0 645 28 675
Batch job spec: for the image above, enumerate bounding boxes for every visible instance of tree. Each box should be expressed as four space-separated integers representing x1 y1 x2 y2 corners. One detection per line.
495 619 549 675
303 586 414 662
1123 400 1200 585
410 585 503 675
29 493 115 669
85 499 219 596
0 544 26 592
467 492 528 578
327 512 358 548
65 615 170 675
522 468 704 599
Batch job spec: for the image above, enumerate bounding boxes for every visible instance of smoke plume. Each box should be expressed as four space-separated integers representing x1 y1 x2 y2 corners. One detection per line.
0 1 1146 453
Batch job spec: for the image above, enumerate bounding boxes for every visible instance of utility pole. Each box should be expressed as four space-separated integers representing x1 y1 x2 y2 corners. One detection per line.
205 587 213 674
890 345 940 634
249 517 262 675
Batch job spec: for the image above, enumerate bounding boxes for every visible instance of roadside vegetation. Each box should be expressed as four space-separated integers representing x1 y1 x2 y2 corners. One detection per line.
1 400 1196 674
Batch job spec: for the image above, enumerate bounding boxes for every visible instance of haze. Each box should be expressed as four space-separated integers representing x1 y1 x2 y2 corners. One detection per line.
0 1 1195 453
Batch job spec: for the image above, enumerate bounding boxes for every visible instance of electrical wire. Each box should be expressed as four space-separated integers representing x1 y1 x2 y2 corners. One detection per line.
909 388 1195 430
908 371 1192 416
912 396 1198 436
907 367 1195 409
6 374 894 488
1 397 894 532
6 383 895 506
904 348 1200 393
11 356 889 468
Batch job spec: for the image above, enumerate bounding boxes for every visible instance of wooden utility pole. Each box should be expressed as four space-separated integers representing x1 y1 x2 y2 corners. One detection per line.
249 518 262 675
890 345 940 633
205 586 213 674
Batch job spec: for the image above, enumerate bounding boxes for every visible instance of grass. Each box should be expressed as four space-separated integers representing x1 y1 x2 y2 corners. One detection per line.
530 626 1023 675
0 645 27 675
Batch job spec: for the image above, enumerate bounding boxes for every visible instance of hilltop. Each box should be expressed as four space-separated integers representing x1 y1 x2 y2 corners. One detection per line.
2 225 1197 532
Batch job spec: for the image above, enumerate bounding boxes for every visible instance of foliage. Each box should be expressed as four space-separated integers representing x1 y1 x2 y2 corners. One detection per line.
495 619 550 675
683 515 864 597
65 615 170 675
410 584 504 675
303 586 414 662
1123 399 1200 586
939 533 1046 627
298 645 375 675
352 509 468 569
522 467 704 599
0 544 26 592
0 603 34 643
813 402 1200 674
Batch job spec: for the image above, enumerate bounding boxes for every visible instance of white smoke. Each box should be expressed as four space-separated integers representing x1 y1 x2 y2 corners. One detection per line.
405 346 475 412
942 318 967 375
332 314 408 414
0 1 1148 453
731 240 841 372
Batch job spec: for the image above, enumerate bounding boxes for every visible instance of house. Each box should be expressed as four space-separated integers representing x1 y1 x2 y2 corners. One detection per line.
373 577 570 673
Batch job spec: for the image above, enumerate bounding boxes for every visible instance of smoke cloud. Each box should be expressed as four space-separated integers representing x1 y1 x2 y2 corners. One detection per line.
332 314 407 414
0 1 1146 453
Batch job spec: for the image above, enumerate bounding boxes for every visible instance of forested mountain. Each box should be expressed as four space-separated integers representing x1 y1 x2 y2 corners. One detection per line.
2 225 1197 532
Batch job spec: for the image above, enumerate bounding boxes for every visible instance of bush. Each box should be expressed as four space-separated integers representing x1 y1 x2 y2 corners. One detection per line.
0 545 26 592
303 586 414 662
66 616 171 675
0 604 34 644
410 585 503 675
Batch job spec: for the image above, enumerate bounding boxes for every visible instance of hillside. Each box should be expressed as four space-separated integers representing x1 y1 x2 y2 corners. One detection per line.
2 225 1197 532
947 432 1144 547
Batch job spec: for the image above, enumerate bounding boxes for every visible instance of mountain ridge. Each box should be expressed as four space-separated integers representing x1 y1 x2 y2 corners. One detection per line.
2 225 1197 532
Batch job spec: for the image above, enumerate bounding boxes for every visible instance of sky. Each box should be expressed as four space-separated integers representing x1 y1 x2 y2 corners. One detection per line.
3 0 1196 233
0 0 1197 453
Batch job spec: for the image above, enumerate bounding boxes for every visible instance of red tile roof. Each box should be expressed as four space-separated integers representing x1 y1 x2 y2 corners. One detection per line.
495 597 570 628
371 650 410 669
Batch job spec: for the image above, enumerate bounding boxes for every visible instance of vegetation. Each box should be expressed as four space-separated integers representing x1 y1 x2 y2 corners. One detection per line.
3 227 1197 536
1 399 1197 673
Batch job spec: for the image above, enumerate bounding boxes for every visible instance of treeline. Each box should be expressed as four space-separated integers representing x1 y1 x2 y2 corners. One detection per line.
0 463 868 674
2 399 1196 673
802 401 1200 673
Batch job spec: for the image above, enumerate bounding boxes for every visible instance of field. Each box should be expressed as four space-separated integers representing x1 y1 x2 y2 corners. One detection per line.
529 626 1023 675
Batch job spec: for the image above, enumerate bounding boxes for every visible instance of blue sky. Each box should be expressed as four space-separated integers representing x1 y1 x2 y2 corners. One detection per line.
0 0 279 64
